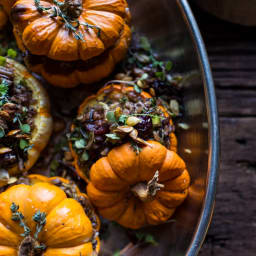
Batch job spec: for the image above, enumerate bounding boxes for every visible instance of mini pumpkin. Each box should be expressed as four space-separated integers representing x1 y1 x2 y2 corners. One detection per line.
87 140 190 229
0 58 52 177
69 84 177 182
0 6 8 29
0 174 100 255
10 0 131 87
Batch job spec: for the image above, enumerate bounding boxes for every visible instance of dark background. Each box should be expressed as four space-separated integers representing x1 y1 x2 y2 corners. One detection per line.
190 3 256 256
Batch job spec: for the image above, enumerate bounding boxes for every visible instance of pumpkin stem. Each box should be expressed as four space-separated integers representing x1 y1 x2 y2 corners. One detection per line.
18 236 45 256
61 0 83 19
131 171 164 202
10 203 47 256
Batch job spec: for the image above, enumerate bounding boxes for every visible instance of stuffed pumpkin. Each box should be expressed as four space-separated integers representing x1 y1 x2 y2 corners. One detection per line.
0 5 8 29
87 140 190 229
0 174 100 255
69 83 177 182
10 0 131 87
0 58 52 178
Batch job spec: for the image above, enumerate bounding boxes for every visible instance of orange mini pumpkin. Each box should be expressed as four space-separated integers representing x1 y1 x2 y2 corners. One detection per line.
0 6 8 29
0 58 52 177
10 0 131 87
0 174 100 255
87 140 190 229
69 84 177 182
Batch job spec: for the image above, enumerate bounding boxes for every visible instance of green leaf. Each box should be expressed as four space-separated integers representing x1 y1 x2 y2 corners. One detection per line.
81 151 89 161
19 139 29 150
165 61 173 71
0 127 5 138
20 124 31 134
105 133 120 140
139 36 151 52
74 139 86 149
0 79 8 96
113 252 121 256
118 114 128 124
134 84 142 93
106 111 117 123
155 71 165 80
0 56 6 66
7 49 17 59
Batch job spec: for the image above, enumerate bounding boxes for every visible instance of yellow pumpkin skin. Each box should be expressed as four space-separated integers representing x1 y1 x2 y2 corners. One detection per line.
87 140 190 229
10 0 131 87
0 174 100 255
0 6 8 29
70 84 178 183
1 59 53 176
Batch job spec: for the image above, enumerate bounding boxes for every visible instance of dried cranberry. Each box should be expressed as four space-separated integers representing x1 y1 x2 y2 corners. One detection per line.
135 116 153 137
152 80 179 97
85 120 109 135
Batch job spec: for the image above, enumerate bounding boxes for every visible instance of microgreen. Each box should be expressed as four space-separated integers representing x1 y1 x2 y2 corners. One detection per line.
7 48 17 59
19 139 29 150
105 133 120 140
74 139 86 149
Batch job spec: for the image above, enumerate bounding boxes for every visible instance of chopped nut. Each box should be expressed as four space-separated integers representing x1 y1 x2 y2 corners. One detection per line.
115 126 134 134
126 116 141 126
0 110 10 120
149 88 156 97
7 129 21 136
7 177 18 184
115 73 126 80
0 147 12 154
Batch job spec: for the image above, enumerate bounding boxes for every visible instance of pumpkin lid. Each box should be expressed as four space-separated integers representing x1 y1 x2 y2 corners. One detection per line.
11 0 131 61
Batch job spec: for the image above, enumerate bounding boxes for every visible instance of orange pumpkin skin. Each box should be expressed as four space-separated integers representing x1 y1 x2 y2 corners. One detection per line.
70 84 178 183
0 174 100 255
0 7 8 29
87 140 190 229
10 0 131 87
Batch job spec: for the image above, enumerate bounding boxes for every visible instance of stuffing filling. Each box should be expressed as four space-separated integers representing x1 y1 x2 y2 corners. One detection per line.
69 85 175 178
0 60 36 169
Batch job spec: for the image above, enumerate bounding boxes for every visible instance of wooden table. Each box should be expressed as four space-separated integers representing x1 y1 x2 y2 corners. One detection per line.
190 4 256 256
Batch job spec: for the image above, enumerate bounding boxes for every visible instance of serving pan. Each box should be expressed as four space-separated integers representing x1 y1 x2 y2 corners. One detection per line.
106 0 218 255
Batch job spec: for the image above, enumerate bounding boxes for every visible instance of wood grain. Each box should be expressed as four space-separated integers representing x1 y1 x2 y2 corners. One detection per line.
191 3 256 256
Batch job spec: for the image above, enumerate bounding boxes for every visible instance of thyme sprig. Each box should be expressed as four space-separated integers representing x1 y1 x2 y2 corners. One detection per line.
10 203 47 250
34 0 101 41
10 203 31 237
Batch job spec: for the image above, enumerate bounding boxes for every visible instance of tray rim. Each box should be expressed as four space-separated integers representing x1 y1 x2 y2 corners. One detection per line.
177 0 220 255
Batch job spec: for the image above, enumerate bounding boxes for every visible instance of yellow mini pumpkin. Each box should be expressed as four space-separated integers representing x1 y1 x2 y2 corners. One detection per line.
0 174 100 255
10 0 131 87
0 58 52 177
87 140 190 229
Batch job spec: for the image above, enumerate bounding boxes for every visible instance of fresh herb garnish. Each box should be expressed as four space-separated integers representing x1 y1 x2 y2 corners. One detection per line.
7 49 17 59
74 139 87 149
105 133 120 140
